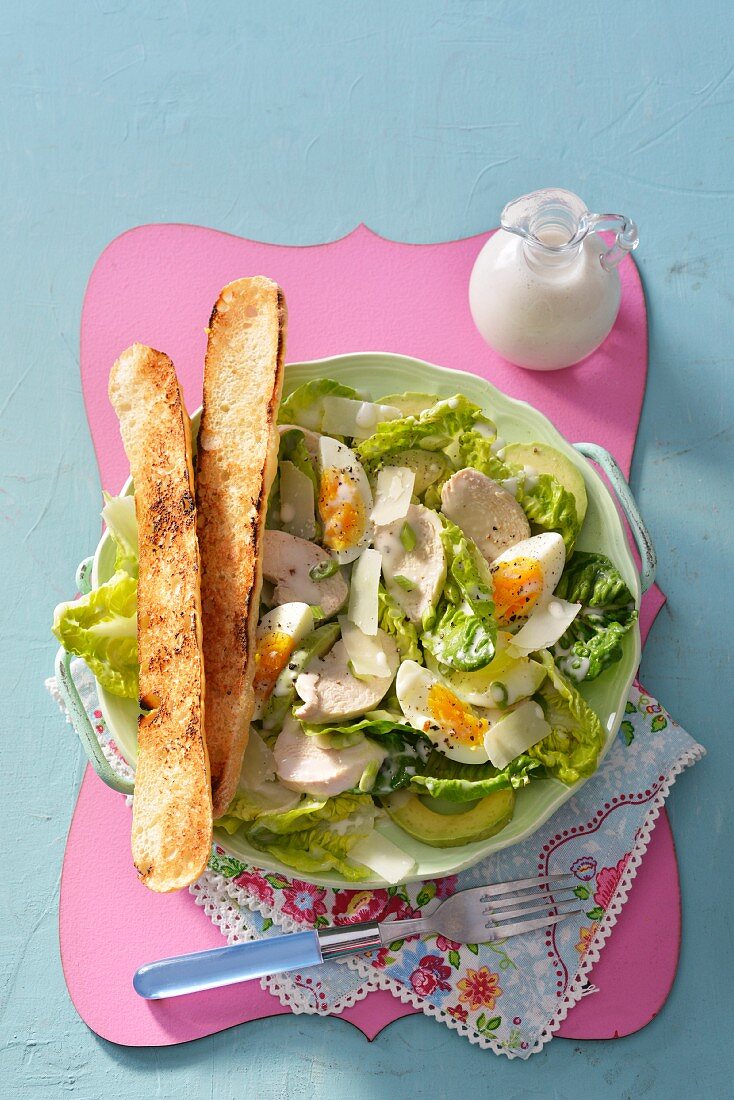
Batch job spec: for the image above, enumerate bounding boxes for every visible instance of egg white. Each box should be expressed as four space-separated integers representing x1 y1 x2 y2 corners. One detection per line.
424 636 547 708
257 602 314 644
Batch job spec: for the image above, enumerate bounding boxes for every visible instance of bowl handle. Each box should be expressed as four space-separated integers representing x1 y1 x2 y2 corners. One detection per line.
54 555 136 795
75 555 94 595
573 443 657 593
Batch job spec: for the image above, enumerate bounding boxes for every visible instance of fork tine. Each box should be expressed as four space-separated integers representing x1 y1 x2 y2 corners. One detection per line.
485 908 583 942
476 873 577 901
481 884 581 910
484 897 580 924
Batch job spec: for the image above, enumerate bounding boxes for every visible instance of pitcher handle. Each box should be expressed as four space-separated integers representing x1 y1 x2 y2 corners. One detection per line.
587 212 639 270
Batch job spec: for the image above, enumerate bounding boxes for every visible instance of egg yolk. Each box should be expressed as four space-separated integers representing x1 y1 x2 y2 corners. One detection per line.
426 683 489 745
253 631 296 701
318 467 367 552
491 556 545 624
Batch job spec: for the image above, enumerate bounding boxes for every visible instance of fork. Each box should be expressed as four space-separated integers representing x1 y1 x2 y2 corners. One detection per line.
133 873 582 999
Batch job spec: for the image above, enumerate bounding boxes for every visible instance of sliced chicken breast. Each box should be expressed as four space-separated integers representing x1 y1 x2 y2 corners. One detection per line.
262 529 348 617
294 635 399 722
441 468 530 563
274 716 387 797
375 503 446 624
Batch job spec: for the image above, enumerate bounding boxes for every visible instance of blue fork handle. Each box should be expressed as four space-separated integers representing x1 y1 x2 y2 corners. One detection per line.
573 442 657 593
133 929 324 999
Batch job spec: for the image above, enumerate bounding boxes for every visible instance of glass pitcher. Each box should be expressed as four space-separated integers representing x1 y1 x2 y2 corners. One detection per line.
469 189 639 371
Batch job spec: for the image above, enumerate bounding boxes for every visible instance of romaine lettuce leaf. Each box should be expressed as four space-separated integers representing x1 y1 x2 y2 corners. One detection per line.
409 749 540 802
298 712 431 794
369 727 434 795
102 492 139 577
246 792 376 880
378 586 422 663
216 793 266 834
301 711 415 740
458 432 580 552
552 552 637 681
457 432 514 484
279 427 319 495
279 379 361 431
215 785 301 834
421 517 497 671
528 651 605 783
52 571 138 699
357 395 495 474
520 473 580 554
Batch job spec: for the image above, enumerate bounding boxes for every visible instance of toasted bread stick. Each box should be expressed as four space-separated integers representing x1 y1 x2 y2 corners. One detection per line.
196 278 287 817
109 344 212 892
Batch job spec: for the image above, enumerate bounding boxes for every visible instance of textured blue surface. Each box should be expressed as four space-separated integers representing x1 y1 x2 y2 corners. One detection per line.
2 2 731 1095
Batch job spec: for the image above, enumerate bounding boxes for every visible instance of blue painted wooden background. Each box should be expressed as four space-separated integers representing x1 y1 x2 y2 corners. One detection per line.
2 1 731 1095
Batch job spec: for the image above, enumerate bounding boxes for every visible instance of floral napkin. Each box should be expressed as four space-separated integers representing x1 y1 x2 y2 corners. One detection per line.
48 662 704 1058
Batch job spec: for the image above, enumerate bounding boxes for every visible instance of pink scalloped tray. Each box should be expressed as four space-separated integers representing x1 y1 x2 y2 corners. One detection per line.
59 224 676 1046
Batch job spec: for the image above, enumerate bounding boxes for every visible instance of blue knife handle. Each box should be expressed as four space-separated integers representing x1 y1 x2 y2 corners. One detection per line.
133 929 323 999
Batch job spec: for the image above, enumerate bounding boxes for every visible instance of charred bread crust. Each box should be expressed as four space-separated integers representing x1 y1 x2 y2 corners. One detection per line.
195 278 287 818
109 344 212 892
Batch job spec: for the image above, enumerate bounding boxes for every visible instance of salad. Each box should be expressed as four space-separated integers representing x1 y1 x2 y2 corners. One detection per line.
54 380 638 883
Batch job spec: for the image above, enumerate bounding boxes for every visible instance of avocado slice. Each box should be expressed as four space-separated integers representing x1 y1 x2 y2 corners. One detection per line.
383 449 450 496
382 787 515 848
379 392 441 418
503 442 588 526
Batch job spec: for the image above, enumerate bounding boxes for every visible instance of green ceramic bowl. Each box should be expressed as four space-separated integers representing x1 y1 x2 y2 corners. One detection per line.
89 352 652 887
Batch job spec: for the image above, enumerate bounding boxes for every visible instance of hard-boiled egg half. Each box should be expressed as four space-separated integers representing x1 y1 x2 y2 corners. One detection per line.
490 532 565 625
424 634 547 709
252 602 314 718
396 660 498 764
317 436 373 564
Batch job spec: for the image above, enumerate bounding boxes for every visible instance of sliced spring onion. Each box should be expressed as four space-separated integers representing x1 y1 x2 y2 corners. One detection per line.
490 681 509 707
393 574 416 592
400 521 416 551
309 558 340 581
358 758 382 792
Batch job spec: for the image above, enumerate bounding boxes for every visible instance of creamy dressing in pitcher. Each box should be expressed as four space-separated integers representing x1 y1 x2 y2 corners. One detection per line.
469 189 638 371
